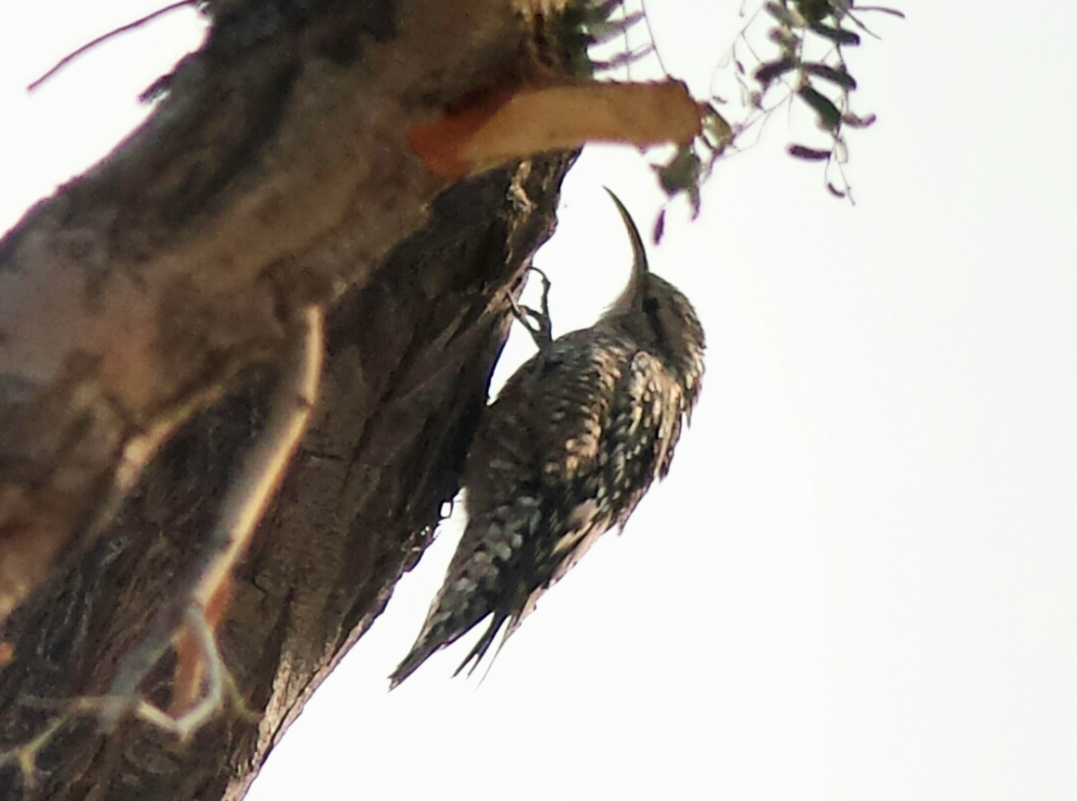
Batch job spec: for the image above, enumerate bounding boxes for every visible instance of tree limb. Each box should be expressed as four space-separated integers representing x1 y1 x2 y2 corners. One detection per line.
0 0 576 797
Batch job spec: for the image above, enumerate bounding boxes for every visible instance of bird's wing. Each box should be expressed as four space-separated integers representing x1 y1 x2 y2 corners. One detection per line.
499 346 683 639
392 334 686 685
391 334 622 684
602 348 685 522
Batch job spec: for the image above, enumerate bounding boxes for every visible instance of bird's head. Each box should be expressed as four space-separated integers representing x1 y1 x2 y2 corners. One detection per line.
599 190 705 406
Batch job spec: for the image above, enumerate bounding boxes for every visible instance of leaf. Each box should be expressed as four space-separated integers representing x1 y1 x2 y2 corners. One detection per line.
755 57 798 86
855 5 906 18
795 0 836 25
587 11 646 44
803 62 858 90
842 111 877 128
702 106 735 154
788 144 832 161
652 208 666 245
768 26 797 46
765 1 802 28
809 22 861 45
654 146 703 218
798 85 842 130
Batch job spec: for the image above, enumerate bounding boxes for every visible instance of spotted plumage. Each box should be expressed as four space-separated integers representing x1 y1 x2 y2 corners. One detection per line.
389 190 705 688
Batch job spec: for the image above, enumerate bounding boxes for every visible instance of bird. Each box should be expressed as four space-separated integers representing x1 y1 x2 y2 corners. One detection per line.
389 189 705 688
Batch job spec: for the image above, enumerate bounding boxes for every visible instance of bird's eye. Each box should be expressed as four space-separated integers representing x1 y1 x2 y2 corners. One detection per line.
643 297 660 315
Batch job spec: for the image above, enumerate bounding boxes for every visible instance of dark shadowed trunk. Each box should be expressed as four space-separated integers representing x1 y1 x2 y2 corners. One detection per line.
0 0 577 798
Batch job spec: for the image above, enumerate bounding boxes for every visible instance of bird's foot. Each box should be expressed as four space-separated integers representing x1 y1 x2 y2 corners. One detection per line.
508 266 554 349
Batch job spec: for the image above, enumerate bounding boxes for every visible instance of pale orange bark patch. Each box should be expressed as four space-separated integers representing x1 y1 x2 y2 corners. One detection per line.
169 574 234 717
408 80 704 180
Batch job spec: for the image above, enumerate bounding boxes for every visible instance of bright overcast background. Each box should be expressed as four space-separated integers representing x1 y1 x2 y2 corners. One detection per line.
2 1 1076 799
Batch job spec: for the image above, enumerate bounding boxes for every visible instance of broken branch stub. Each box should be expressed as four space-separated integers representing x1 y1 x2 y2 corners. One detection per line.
408 80 705 180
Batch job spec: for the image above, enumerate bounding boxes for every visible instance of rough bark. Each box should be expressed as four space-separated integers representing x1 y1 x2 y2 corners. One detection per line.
0 0 532 615
0 1 576 798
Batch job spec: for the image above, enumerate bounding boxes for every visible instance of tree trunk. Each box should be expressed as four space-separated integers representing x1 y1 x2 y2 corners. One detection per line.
0 1 576 798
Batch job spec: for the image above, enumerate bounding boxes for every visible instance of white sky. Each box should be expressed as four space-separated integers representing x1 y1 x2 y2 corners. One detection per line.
2 2 1076 799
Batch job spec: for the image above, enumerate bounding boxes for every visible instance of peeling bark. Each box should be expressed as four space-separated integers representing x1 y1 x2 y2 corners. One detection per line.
0 0 530 617
0 0 576 798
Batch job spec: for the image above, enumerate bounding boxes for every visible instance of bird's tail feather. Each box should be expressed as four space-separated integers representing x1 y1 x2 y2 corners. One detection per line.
453 612 509 679
390 604 484 689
